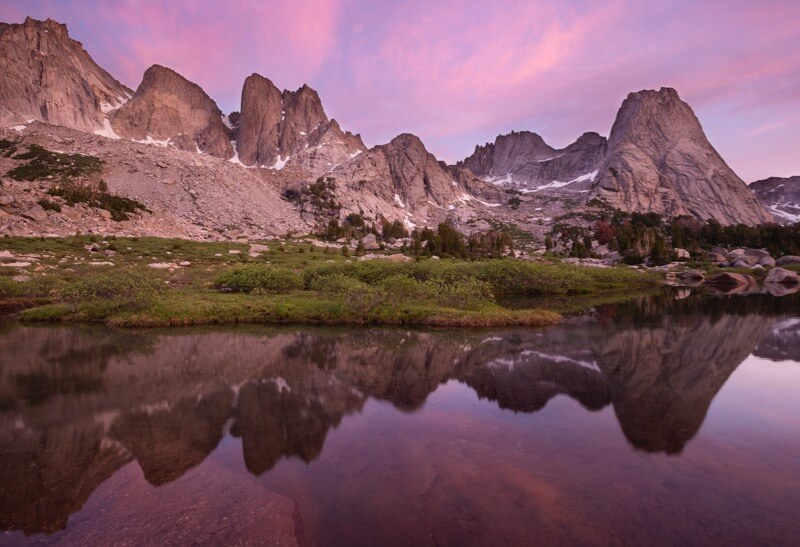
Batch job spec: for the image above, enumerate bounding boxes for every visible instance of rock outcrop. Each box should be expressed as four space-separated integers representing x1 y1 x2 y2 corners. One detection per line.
460 131 607 193
236 73 364 173
0 17 131 132
750 175 800 224
112 65 233 159
328 133 498 226
591 88 773 225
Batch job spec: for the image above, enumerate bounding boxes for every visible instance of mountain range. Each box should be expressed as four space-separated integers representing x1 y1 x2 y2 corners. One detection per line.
0 17 789 241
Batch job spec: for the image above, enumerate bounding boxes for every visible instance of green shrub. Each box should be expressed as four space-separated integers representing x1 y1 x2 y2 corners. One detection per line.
7 145 104 182
309 273 385 316
213 265 303 294
62 269 162 309
37 198 61 212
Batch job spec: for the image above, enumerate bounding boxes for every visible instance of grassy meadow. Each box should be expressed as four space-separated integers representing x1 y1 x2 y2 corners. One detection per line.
0 236 661 328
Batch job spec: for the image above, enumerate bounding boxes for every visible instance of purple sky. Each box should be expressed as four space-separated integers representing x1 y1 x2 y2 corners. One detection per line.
2 0 799 181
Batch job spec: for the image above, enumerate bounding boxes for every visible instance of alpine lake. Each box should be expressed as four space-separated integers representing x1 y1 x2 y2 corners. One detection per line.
1 289 799 546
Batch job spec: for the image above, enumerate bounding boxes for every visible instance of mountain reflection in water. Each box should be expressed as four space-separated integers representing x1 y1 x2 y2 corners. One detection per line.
0 292 798 543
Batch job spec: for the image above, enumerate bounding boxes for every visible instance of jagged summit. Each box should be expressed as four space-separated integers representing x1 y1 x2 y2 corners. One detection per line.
750 175 800 224
592 87 773 225
0 17 131 132
235 73 364 173
460 129 607 192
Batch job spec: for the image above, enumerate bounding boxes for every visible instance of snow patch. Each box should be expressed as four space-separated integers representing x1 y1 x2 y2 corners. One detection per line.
394 194 405 208
269 155 289 170
10 125 26 132
94 117 121 140
536 154 564 162
770 206 800 223
521 170 598 193
271 377 291 393
350 150 363 159
228 140 248 166
221 114 234 130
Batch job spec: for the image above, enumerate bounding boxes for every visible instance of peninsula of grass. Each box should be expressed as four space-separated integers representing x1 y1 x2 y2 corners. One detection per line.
0 236 661 328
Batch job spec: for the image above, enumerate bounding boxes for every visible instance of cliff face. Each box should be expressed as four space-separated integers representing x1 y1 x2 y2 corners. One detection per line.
0 17 131 132
111 65 233 158
591 88 773 225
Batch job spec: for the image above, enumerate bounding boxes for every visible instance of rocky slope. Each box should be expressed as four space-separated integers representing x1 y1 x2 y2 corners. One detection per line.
750 175 800 224
460 131 607 193
236 73 365 174
111 64 233 159
0 17 131 133
0 123 307 239
592 88 772 225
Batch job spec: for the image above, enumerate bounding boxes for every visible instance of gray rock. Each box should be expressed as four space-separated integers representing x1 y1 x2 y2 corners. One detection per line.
732 255 759 267
673 248 690 259
776 255 800 266
0 195 14 206
362 233 379 250
758 256 776 267
22 205 48 222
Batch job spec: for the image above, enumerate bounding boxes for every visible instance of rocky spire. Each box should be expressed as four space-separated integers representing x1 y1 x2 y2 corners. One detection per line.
0 17 132 132
591 87 773 225
111 65 233 159
235 74 364 172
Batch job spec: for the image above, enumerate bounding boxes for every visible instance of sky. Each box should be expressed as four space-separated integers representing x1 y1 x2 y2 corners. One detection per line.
2 0 799 181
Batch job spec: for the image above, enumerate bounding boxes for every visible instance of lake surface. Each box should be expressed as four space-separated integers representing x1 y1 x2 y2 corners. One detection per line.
1 292 799 545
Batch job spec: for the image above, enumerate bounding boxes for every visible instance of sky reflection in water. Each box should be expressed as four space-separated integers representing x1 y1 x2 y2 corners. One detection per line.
0 293 799 545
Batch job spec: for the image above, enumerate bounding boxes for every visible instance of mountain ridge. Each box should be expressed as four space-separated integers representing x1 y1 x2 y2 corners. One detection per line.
0 16 789 242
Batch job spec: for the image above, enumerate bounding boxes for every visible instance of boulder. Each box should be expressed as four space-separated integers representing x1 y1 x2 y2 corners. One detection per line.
707 252 727 264
732 255 759 267
776 255 800 267
744 249 771 259
386 253 413 263
362 233 379 250
726 249 747 260
758 256 776 267
765 267 800 286
673 248 690 259
249 243 270 254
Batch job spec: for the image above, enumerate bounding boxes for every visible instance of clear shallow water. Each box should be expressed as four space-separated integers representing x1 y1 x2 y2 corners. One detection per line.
1 293 799 545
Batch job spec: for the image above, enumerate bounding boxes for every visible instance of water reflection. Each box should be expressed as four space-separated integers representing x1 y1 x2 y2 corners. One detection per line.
0 293 798 537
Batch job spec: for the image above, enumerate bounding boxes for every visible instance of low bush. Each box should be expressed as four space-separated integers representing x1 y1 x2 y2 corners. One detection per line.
62 269 162 309
37 198 61 212
213 265 303 294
